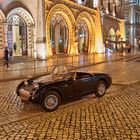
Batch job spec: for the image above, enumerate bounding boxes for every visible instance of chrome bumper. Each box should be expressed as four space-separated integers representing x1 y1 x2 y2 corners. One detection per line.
19 89 31 102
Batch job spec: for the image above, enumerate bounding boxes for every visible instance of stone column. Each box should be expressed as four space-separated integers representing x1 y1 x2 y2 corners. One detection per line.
61 26 65 53
104 0 109 14
37 0 45 42
95 7 105 53
129 6 135 46
85 0 90 7
32 26 37 58
120 0 124 19
112 3 116 16
89 0 93 8
36 0 46 59
0 23 6 58
3 23 7 45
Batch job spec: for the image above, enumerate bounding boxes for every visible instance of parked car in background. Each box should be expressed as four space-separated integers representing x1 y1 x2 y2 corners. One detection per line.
16 65 112 112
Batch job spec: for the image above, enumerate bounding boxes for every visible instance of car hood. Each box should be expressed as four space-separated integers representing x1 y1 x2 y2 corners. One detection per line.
93 73 108 76
32 74 63 84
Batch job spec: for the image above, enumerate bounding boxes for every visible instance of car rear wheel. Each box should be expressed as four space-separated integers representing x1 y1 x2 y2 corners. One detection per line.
42 90 61 112
95 81 106 97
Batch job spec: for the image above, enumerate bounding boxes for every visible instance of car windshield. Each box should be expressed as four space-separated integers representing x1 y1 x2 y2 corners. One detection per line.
32 65 76 83
51 65 76 80
52 65 68 75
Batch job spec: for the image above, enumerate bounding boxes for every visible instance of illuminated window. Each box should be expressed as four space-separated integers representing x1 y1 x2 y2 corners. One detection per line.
76 0 86 5
93 0 98 8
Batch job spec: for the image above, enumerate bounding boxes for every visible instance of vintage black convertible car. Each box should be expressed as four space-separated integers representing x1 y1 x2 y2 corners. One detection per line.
16 65 112 112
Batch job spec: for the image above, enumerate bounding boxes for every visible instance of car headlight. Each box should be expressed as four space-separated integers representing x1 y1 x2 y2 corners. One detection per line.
33 82 39 89
24 80 28 85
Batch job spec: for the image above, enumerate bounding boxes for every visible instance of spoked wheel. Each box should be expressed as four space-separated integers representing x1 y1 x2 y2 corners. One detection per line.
42 90 61 112
95 81 106 97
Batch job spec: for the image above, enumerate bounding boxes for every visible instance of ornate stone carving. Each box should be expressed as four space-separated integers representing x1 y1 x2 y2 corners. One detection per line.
76 11 95 53
46 4 76 56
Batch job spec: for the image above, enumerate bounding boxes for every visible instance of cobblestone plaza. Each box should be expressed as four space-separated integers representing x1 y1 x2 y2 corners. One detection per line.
0 0 140 139
0 54 140 139
0 81 140 140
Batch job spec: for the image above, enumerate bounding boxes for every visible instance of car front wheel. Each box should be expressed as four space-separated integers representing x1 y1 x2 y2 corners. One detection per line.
95 81 106 97
42 90 61 112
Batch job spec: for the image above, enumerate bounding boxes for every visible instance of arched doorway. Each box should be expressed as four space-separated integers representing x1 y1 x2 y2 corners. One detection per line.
46 4 76 57
7 15 27 56
6 7 35 57
50 14 68 54
76 12 95 54
108 28 116 51
76 20 88 54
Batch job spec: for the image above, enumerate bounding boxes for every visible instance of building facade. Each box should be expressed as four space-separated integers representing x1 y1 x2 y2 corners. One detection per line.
99 0 125 51
45 0 105 57
0 0 125 59
0 0 45 59
124 0 140 47
46 0 125 56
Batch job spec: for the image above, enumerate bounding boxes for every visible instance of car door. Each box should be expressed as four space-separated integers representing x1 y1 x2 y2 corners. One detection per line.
76 74 96 96
59 79 75 100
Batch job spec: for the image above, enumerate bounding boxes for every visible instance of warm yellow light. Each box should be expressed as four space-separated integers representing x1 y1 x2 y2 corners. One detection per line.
37 44 47 59
70 41 79 55
40 49 46 59
93 0 98 8
96 40 105 53
95 7 104 54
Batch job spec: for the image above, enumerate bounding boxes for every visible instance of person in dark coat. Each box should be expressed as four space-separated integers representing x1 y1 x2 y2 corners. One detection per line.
13 42 17 53
4 48 9 67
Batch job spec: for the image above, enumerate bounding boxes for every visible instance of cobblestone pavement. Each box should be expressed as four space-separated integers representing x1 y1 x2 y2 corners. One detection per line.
0 55 140 140
0 80 140 140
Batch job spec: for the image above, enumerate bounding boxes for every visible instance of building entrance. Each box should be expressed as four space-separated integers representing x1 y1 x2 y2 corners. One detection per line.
77 20 88 54
5 7 35 58
7 15 27 56
50 14 68 54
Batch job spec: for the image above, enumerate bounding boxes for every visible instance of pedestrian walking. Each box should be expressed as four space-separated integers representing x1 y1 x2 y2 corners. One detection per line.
132 45 135 52
126 43 131 53
120 43 123 54
128 44 131 53
13 42 17 53
3 47 9 67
